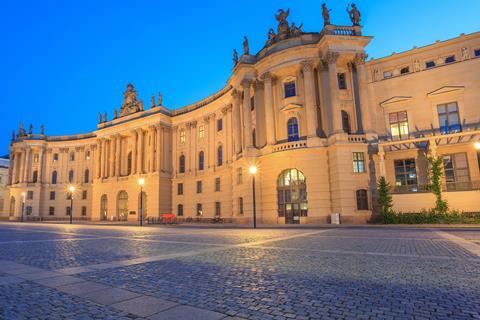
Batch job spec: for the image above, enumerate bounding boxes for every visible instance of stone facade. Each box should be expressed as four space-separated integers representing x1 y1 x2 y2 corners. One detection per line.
4 9 480 224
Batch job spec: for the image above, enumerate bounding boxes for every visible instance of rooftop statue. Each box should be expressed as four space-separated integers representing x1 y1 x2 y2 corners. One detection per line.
276 9 290 39
266 28 276 46
243 36 250 55
119 83 143 117
158 92 163 106
40 124 44 135
114 108 118 118
98 112 102 124
28 124 33 135
103 112 107 122
322 3 331 26
347 3 361 26
151 96 155 108
19 122 25 136
290 22 303 37
233 49 239 66
11 130 15 141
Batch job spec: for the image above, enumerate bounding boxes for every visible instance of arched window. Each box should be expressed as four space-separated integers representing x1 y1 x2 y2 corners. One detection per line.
32 170 38 183
341 110 351 134
117 191 128 221
100 194 108 221
177 204 184 216
287 117 299 141
277 168 307 224
68 170 74 183
51 171 57 185
356 189 369 210
198 151 204 171
127 152 132 175
84 169 89 183
179 155 185 173
217 145 223 166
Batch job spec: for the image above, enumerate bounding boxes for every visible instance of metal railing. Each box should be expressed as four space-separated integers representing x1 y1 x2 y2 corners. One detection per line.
391 181 480 194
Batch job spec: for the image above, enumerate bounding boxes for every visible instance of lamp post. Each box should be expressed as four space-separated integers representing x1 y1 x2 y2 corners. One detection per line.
475 141 480 171
138 178 145 226
68 185 75 224
249 165 258 229
21 192 25 222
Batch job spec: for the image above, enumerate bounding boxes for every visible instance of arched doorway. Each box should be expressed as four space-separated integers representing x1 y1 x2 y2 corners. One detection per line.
100 194 108 221
277 169 307 224
138 192 147 220
9 197 15 217
117 191 128 221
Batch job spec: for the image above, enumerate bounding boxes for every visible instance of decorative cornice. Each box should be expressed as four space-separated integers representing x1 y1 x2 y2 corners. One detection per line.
325 51 339 64
301 60 314 72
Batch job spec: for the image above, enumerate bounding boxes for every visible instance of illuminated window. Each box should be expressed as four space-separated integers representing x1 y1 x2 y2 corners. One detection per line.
33 154 39 163
85 150 91 160
198 125 205 139
389 111 409 140
180 129 186 144
352 152 365 173
394 159 418 190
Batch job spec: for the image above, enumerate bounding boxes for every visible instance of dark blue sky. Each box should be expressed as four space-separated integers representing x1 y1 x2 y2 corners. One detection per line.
1 0 479 155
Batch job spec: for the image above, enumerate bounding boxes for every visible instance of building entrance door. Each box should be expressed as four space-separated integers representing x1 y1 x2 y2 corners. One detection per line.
277 169 308 224
285 203 301 224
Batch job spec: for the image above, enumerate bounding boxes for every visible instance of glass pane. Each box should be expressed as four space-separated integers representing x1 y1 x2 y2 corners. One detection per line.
398 111 408 122
389 113 398 123
437 104 446 114
447 102 458 112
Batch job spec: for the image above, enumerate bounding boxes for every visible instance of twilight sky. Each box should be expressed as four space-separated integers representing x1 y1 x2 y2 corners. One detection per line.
1 0 479 155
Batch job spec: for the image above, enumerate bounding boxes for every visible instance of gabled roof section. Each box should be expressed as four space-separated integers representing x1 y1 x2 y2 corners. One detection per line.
427 86 465 97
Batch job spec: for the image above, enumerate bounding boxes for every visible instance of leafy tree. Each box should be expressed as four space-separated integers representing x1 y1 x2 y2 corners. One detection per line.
426 156 448 214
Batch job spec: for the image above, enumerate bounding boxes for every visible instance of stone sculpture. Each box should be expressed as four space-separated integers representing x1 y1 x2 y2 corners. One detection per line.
40 124 44 135
276 9 290 39
158 92 163 106
151 96 155 108
28 124 33 135
322 3 331 26
114 109 118 118
103 112 107 122
266 28 276 46
98 113 102 123
347 3 361 26
243 36 249 55
119 83 143 117
413 59 421 72
233 49 239 66
462 47 470 60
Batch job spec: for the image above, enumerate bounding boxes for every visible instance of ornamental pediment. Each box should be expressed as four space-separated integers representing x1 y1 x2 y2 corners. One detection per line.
379 96 412 107
427 86 464 97
280 102 303 112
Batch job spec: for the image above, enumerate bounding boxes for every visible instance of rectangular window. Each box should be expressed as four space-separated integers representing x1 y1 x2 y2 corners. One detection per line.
82 190 87 200
26 206 32 215
356 190 369 210
196 203 202 216
215 201 221 216
475 49 480 57
437 102 461 134
177 183 184 195
394 159 418 191
177 204 184 216
49 207 55 216
215 177 221 192
445 55 456 64
198 125 205 139
443 153 470 190
337 73 347 89
27 191 33 200
50 191 55 200
33 154 39 163
53 153 59 162
383 71 393 79
217 119 223 131
180 130 186 144
284 81 296 98
352 152 366 173
239 197 244 215
81 206 87 216
400 66 410 74
66 207 71 216
236 168 243 185
196 181 202 194
425 60 436 68
389 111 409 140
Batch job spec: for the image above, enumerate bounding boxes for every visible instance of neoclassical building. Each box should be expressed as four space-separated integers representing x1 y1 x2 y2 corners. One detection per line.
4 7 480 224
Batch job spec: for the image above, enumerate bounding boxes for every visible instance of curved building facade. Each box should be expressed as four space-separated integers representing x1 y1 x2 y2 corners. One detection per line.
4 8 480 224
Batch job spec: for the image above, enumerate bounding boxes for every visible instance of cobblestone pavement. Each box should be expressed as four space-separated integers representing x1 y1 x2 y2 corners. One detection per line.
0 223 479 319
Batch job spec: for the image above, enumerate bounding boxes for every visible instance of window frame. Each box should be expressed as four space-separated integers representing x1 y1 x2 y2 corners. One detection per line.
437 101 461 134
352 152 366 173
389 111 409 140
337 73 347 90
287 117 300 142
356 189 369 211
283 80 296 98
177 183 184 195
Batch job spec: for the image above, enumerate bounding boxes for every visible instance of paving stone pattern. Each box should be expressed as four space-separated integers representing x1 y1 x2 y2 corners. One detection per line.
0 223 479 319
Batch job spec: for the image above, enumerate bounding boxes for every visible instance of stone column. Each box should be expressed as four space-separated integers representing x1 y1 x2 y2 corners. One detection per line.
223 106 232 163
10 151 17 184
108 138 115 177
190 121 197 172
24 147 31 183
172 127 178 174
39 149 45 183
19 150 26 183
209 114 216 168
354 53 372 133
263 72 276 145
242 80 253 149
149 126 156 173
326 51 343 133
96 139 102 179
302 60 319 138
131 131 137 175
99 140 105 179
231 90 242 154
429 139 437 157
115 135 121 177
156 124 162 172
137 128 144 174
378 148 386 178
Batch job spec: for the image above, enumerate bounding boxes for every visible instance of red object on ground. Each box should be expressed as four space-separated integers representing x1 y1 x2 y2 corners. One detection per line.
162 213 175 223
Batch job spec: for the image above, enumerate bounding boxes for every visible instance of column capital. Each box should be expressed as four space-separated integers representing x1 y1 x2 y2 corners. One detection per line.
136 127 144 134
301 60 315 73
325 51 339 64
261 71 275 83
354 52 368 65
221 105 232 114
187 120 197 128
241 79 253 90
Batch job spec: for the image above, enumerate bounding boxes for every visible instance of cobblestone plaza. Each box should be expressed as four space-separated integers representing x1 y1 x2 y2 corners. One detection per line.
0 223 479 319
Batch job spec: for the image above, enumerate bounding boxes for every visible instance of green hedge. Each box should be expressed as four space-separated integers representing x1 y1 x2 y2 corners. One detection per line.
382 209 480 224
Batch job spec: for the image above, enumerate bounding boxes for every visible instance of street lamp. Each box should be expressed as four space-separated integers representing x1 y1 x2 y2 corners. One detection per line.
21 192 25 222
138 178 145 226
249 165 258 229
474 141 480 150
68 185 75 224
